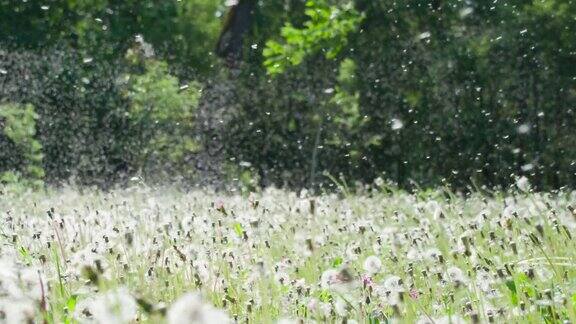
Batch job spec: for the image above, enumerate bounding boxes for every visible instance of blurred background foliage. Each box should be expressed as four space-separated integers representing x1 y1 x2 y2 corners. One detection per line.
0 0 575 191
0 103 44 189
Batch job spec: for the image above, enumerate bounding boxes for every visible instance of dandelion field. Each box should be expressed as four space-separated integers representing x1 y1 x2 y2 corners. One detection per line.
1 185 576 323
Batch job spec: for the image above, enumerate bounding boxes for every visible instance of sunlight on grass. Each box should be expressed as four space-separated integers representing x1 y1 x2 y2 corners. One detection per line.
1 185 575 323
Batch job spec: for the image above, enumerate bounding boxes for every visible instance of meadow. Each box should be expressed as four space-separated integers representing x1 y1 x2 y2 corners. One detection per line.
1 182 575 323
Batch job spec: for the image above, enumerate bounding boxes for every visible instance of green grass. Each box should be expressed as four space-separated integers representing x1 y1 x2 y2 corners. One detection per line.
1 185 575 323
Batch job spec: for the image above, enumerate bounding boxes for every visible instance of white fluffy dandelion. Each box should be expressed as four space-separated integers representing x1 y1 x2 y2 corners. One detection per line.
446 266 468 285
516 176 531 192
167 292 231 324
75 287 137 324
363 255 382 274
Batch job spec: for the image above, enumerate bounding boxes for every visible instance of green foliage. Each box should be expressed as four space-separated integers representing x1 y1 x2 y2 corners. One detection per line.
125 60 200 180
263 1 363 75
1 0 575 191
0 103 44 189
326 58 366 158
231 0 576 190
0 0 221 75
233 222 244 238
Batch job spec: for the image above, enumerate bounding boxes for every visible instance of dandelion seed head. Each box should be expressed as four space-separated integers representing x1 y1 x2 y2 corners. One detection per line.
363 255 382 274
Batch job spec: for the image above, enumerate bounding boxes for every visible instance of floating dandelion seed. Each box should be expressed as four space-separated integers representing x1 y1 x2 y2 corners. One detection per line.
418 31 431 40
391 118 404 130
516 176 531 192
517 124 531 134
521 164 534 172
459 7 474 17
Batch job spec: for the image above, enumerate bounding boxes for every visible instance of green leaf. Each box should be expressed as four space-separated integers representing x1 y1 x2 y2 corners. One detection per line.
505 279 518 305
66 295 78 312
332 257 343 267
318 289 332 302
233 222 244 238
262 0 363 75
